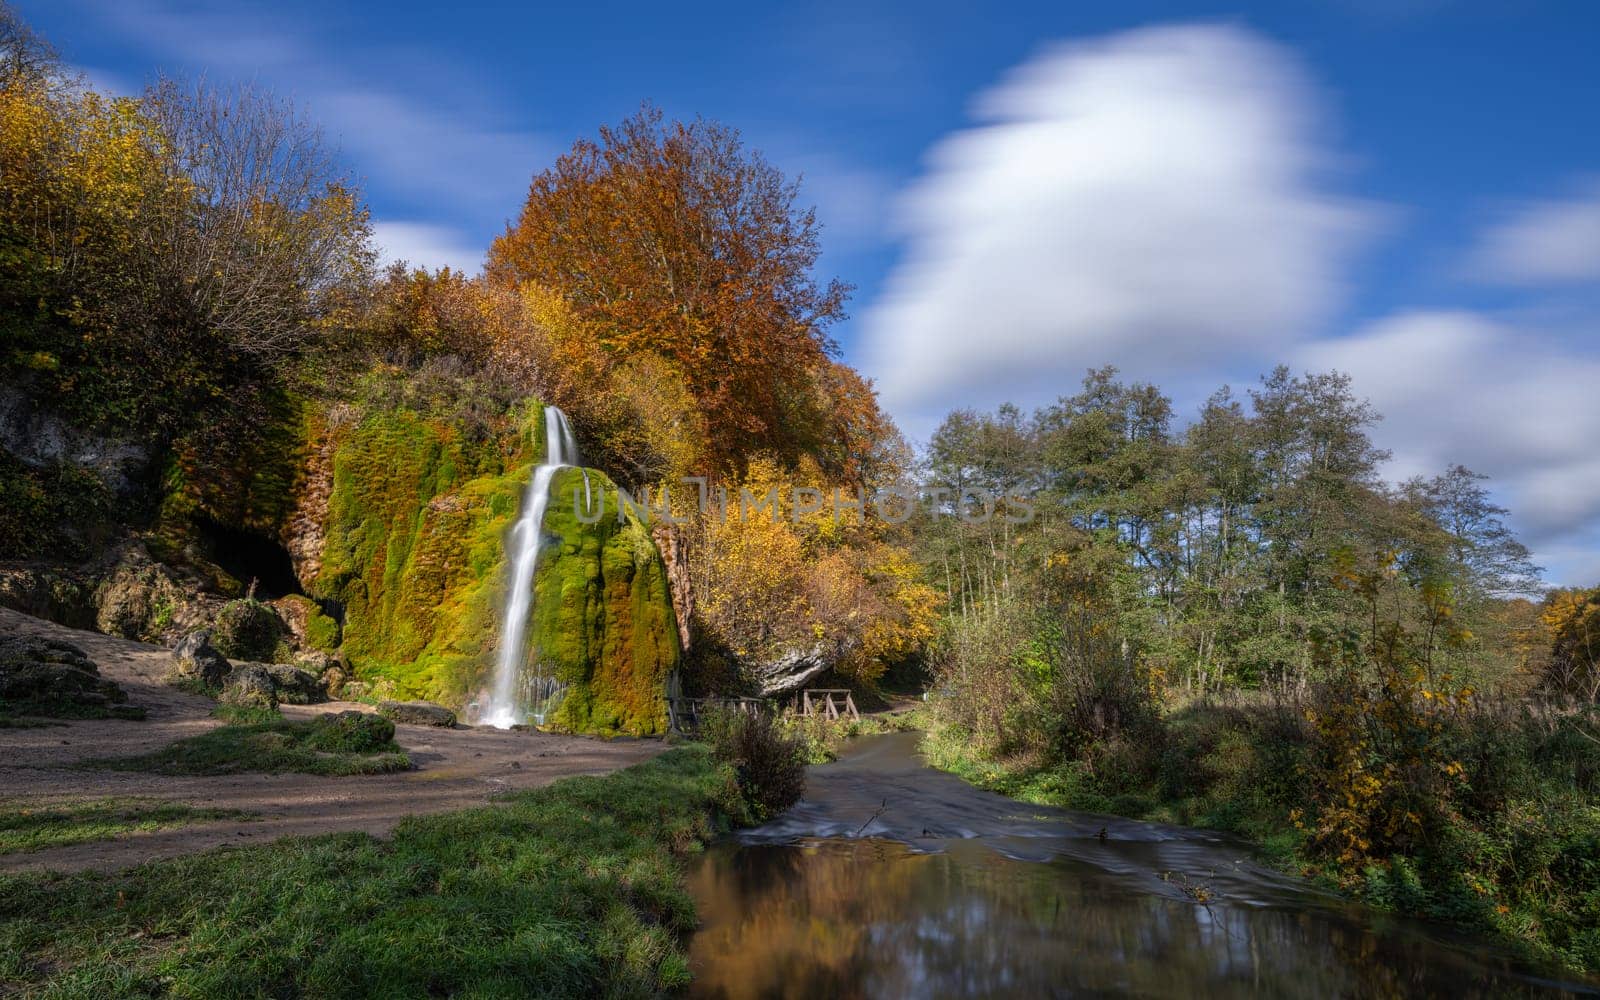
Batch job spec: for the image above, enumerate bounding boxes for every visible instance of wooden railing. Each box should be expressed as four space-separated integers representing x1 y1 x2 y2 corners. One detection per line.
799 688 859 721
665 696 764 734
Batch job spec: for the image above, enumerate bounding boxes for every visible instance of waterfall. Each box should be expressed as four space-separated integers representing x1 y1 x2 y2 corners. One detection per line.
482 406 582 729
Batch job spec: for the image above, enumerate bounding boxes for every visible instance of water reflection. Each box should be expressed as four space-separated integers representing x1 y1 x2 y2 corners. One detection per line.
686 733 1596 999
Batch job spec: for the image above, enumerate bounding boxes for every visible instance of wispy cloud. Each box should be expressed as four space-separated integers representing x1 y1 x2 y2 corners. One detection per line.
858 24 1380 433
1465 176 1600 286
65 0 549 251
1299 311 1600 562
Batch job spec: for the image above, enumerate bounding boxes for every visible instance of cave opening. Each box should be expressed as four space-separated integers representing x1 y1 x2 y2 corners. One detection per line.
194 517 304 600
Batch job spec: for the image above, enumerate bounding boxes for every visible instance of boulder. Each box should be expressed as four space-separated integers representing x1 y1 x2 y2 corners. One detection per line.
93 542 202 643
168 629 231 689
211 598 286 661
377 699 457 727
0 568 96 629
294 650 351 698
263 663 326 704
220 664 278 711
749 641 843 696
307 710 394 752
0 635 143 719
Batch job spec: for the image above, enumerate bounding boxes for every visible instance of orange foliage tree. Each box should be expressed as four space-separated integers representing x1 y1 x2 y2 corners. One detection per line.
487 106 854 476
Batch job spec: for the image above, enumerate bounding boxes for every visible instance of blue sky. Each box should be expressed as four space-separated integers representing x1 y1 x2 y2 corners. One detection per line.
18 0 1600 585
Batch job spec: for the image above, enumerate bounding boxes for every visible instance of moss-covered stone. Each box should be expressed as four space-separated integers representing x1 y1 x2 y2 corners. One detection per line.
211 598 286 661
310 403 531 705
302 399 679 734
531 466 679 736
272 594 341 653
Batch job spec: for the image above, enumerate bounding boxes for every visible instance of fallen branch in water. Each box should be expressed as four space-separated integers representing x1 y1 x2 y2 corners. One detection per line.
855 798 888 836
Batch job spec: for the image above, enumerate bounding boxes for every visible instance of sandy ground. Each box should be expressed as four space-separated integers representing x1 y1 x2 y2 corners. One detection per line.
0 607 665 873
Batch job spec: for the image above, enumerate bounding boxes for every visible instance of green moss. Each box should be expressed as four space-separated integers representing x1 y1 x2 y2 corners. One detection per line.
307 398 678 734
153 389 314 559
312 404 527 705
88 718 410 777
211 598 285 660
303 607 341 651
0 450 114 561
534 467 680 736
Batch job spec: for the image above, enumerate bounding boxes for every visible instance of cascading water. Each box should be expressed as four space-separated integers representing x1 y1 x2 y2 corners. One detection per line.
482 406 586 729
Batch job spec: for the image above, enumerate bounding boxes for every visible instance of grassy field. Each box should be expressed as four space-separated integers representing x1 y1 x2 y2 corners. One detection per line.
0 799 255 855
1 745 740 998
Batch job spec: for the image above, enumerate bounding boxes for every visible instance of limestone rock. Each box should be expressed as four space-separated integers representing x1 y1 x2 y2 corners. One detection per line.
93 543 200 643
525 465 680 736
377 699 456 727
0 568 96 629
264 663 326 704
0 635 143 719
168 629 231 689
220 664 277 711
748 641 839 696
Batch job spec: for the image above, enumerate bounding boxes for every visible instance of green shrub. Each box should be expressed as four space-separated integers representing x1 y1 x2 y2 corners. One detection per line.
701 709 806 821
211 598 285 661
210 703 281 725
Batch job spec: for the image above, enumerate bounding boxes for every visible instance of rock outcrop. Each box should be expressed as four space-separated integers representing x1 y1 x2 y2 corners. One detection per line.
0 635 144 719
219 663 277 711
168 629 231 689
377 700 456 727
530 466 679 735
301 401 680 734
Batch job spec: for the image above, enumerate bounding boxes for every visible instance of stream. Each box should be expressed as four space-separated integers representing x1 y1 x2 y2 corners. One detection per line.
686 731 1597 999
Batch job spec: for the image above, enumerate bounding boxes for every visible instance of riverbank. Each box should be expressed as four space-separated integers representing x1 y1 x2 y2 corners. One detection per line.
920 700 1600 978
0 745 739 997
686 730 1591 997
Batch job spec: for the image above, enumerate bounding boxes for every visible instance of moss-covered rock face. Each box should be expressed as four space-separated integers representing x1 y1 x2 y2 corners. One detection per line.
305 399 678 733
531 467 680 736
308 403 529 705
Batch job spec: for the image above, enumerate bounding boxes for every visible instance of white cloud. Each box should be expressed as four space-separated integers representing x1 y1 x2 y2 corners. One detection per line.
785 152 898 255
372 221 485 275
1300 310 1600 583
1466 176 1600 286
859 24 1378 434
317 90 548 221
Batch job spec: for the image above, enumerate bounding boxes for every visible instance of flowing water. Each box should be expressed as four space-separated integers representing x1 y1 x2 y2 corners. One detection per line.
482 406 583 729
687 731 1597 999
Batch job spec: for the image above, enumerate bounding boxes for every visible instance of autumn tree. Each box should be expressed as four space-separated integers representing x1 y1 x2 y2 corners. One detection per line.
487 106 853 475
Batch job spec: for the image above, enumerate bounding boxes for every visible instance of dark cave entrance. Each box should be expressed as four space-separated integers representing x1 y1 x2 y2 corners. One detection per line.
195 517 303 600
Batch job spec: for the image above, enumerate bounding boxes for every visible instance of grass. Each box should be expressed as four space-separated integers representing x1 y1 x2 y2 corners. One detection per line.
0 798 255 855
0 745 741 998
86 716 413 777
776 710 919 764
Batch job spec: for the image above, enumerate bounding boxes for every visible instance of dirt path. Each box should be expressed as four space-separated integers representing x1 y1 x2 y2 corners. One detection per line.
0 608 665 873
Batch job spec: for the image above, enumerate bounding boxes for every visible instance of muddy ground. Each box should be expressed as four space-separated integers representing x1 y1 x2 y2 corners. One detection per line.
0 607 665 873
